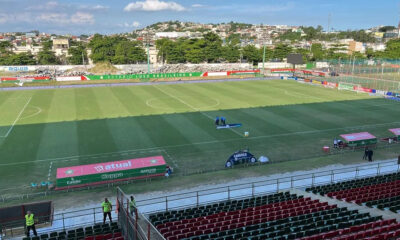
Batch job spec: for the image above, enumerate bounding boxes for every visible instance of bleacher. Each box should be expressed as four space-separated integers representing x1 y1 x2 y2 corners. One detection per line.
148 191 399 240
306 172 400 211
22 222 123 240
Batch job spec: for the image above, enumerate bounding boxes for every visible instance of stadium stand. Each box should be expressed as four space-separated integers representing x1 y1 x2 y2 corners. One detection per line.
21 222 122 240
306 172 400 211
148 191 399 240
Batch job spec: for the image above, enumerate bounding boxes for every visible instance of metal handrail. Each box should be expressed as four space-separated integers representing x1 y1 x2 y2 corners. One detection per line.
136 160 399 214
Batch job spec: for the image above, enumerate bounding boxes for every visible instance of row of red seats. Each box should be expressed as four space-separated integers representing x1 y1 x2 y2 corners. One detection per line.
328 180 400 195
300 219 398 240
161 203 335 239
157 197 320 230
327 180 400 199
157 197 312 230
159 199 329 233
84 232 122 240
346 192 400 204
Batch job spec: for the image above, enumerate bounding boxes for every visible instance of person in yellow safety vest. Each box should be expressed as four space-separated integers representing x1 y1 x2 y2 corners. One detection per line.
129 195 140 219
101 198 112 224
25 210 38 237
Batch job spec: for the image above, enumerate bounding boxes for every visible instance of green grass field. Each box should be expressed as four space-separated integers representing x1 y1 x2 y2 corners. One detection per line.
0 79 400 196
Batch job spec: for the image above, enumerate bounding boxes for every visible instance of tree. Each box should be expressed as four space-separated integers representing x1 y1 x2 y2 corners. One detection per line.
41 40 53 50
273 44 293 61
68 45 88 65
0 41 12 54
379 26 396 32
37 49 59 65
221 44 240 63
113 41 146 64
156 38 173 64
6 53 36 65
311 43 324 61
382 39 400 59
184 39 206 63
203 32 222 63
241 45 262 65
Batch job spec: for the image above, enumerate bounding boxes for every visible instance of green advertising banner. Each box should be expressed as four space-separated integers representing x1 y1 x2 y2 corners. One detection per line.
338 83 355 91
85 72 203 80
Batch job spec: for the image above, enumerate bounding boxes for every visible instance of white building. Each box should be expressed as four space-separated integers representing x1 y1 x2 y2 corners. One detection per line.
155 32 188 39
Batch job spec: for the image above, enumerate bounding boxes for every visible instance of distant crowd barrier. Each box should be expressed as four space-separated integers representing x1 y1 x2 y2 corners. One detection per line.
281 76 400 100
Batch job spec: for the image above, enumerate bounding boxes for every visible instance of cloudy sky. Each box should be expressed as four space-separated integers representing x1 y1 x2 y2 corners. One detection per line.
0 0 399 34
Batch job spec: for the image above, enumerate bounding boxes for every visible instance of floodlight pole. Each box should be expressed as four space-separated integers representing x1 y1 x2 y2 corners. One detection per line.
262 44 266 75
147 43 150 74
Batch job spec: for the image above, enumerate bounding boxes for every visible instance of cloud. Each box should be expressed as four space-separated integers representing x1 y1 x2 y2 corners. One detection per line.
119 21 141 29
79 4 109 11
35 12 94 25
124 0 185 12
26 1 60 10
191 4 204 8
70 12 95 25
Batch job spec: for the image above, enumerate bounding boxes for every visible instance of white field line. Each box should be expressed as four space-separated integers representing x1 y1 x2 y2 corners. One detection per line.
48 161 53 181
162 149 179 168
1 96 32 138
1 120 399 167
153 85 243 137
20 106 42 120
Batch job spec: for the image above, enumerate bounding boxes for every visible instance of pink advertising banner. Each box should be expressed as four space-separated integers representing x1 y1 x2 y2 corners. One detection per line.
389 128 400 135
340 132 376 142
56 156 166 179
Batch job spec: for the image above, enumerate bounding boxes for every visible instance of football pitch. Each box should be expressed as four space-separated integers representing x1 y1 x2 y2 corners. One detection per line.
0 79 400 196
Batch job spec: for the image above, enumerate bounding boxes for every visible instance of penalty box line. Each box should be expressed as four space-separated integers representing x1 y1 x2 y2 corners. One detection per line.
0 96 32 138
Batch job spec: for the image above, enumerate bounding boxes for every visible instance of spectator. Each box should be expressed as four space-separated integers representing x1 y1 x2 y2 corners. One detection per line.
398 155 400 165
368 149 374 162
363 147 369 160
333 138 338 148
101 198 112 224
165 166 173 177
25 210 37 237
215 116 219 126
129 196 137 217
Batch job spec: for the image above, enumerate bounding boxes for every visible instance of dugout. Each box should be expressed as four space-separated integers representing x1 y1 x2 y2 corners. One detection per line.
389 128 400 140
340 132 377 148
0 201 53 234
56 156 167 190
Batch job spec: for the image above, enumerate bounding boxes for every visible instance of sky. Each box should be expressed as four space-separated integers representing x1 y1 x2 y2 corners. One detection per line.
0 0 400 35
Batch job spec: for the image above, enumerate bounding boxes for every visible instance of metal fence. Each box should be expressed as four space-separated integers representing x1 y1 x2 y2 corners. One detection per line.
116 187 164 240
1 206 118 239
135 160 400 214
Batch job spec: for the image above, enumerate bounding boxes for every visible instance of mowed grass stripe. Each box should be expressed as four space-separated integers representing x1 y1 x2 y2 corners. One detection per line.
34 89 79 161
0 90 54 187
74 88 119 161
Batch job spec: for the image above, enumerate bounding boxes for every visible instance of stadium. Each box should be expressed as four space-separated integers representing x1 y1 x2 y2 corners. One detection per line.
0 57 400 240
2 2 400 239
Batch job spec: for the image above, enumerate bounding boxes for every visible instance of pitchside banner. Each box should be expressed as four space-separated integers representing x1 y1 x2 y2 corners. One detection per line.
56 156 167 189
338 83 355 91
1 76 50 83
85 72 203 80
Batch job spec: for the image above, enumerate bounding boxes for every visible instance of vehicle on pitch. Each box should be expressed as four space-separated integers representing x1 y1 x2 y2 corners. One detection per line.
225 149 257 168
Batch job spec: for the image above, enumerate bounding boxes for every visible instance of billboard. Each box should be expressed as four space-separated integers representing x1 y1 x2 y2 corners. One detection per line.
56 156 167 189
287 54 304 65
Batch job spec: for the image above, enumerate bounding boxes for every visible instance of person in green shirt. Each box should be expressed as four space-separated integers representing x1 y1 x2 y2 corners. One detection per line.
101 198 112 224
25 210 37 237
129 196 136 216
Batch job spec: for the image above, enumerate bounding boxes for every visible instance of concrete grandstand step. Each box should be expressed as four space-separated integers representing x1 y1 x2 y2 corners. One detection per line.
287 188 400 222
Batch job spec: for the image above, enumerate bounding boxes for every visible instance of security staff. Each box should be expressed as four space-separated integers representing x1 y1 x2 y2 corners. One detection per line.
102 198 112 224
25 211 37 237
129 196 136 216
